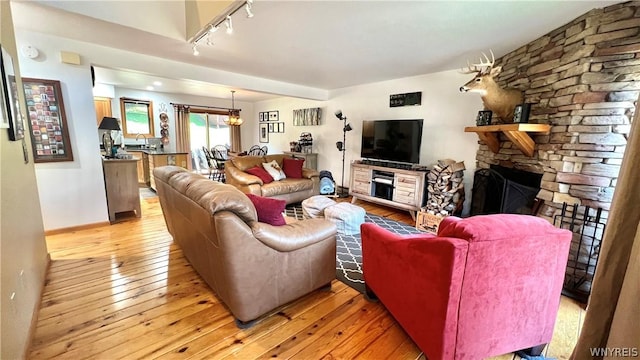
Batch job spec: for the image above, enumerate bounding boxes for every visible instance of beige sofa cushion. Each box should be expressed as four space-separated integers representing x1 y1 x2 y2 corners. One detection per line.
261 178 314 197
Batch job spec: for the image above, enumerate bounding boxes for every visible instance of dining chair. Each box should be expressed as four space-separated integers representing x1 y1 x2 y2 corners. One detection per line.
247 145 262 156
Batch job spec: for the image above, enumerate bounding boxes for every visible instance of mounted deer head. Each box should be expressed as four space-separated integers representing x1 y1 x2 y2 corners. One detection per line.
459 50 523 122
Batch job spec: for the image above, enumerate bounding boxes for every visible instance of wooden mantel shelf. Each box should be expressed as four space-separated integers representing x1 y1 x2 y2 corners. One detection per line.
464 123 551 157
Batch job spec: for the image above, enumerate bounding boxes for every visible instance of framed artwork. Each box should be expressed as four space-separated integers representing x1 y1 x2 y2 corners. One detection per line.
259 112 268 122
512 103 531 124
1 46 26 140
476 110 492 126
268 110 279 121
0 65 7 129
259 123 269 143
268 123 274 133
22 78 74 162
277 122 285 133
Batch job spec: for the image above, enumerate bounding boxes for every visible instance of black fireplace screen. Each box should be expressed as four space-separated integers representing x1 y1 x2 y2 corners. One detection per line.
470 167 541 216
554 203 605 303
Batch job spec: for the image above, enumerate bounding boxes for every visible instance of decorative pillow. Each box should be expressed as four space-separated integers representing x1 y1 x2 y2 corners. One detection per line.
245 193 286 226
282 157 305 179
245 166 274 184
262 160 286 181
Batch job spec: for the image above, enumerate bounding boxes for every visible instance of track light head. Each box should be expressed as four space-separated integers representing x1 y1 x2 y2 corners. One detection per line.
192 44 199 56
209 24 219 33
206 35 214 46
245 3 254 18
225 16 233 34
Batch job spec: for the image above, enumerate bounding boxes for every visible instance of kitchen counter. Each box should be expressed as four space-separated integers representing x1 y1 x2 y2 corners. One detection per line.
126 148 189 190
124 146 188 155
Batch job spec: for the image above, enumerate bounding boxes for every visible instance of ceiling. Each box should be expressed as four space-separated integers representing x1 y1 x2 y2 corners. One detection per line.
11 0 619 102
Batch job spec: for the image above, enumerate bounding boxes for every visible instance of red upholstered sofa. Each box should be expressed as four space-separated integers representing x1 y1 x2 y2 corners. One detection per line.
362 214 572 360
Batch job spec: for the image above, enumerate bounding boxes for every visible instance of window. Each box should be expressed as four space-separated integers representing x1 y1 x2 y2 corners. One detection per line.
119 98 154 138
189 110 230 170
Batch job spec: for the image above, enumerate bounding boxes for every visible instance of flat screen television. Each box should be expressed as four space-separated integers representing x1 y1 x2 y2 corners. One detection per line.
361 119 423 164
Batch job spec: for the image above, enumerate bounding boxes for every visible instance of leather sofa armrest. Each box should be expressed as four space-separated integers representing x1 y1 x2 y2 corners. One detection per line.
251 219 336 252
227 165 263 186
302 168 319 179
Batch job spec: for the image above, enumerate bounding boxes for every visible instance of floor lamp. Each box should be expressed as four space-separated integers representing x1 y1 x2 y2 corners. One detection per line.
334 110 352 198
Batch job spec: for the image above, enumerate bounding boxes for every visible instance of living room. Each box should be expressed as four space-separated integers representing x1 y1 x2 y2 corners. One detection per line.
2 1 639 359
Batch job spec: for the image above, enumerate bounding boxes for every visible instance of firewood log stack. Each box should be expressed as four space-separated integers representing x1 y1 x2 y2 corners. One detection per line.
424 159 465 216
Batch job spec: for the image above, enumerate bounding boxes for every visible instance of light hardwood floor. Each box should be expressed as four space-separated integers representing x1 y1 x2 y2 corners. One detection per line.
29 191 585 359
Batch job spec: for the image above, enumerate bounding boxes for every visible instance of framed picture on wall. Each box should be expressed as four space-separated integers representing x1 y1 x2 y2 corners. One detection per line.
512 103 531 123
22 78 74 162
0 66 8 129
259 123 269 143
1 45 26 140
268 110 279 121
476 110 492 126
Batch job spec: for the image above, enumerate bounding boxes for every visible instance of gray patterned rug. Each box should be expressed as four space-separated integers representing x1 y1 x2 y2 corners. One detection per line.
285 203 424 293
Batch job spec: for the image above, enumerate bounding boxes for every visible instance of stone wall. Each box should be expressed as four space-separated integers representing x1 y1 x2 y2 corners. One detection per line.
473 1 639 222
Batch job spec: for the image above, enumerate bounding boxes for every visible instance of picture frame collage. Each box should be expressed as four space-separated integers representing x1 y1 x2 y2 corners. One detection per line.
259 110 279 122
258 110 284 143
22 78 74 162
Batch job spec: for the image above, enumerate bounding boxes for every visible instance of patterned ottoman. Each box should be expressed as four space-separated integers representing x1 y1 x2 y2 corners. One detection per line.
301 195 337 219
324 202 366 235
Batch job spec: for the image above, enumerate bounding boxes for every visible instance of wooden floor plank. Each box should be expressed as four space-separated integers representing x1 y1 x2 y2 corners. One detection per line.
31 272 202 349
545 297 586 360
28 188 585 360
282 299 390 359
253 295 373 359
155 281 350 360
208 287 360 360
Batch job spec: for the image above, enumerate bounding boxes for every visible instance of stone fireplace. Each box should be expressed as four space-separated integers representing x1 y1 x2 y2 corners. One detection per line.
471 2 639 225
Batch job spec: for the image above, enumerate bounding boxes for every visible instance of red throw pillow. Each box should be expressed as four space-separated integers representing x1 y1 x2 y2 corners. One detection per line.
245 166 274 184
246 193 286 226
282 157 304 179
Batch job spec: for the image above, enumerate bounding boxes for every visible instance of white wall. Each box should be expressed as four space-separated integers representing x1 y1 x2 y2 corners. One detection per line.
252 70 483 215
15 30 109 231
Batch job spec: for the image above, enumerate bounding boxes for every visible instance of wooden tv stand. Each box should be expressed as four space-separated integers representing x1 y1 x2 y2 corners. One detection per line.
349 162 427 220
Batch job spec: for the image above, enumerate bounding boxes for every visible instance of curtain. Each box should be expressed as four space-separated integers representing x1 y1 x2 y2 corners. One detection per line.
571 97 640 359
230 124 242 153
173 105 191 168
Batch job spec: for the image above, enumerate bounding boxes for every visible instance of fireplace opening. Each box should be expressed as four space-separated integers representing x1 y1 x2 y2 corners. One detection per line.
470 165 543 216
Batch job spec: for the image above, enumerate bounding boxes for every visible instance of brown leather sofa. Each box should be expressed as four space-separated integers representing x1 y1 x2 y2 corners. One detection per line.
153 166 337 327
225 154 319 204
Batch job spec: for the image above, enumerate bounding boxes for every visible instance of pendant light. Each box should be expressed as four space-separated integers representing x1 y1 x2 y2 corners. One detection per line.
224 90 243 126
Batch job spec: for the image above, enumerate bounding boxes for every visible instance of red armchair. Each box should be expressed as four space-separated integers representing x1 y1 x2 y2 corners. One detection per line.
362 214 572 360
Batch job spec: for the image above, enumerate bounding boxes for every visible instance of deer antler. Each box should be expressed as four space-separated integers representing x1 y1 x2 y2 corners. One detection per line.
472 49 495 74
460 59 483 74
460 49 495 74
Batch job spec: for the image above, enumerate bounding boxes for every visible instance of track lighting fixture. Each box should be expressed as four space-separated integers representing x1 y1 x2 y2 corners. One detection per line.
245 1 254 18
225 16 233 34
192 44 199 56
189 0 256 53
